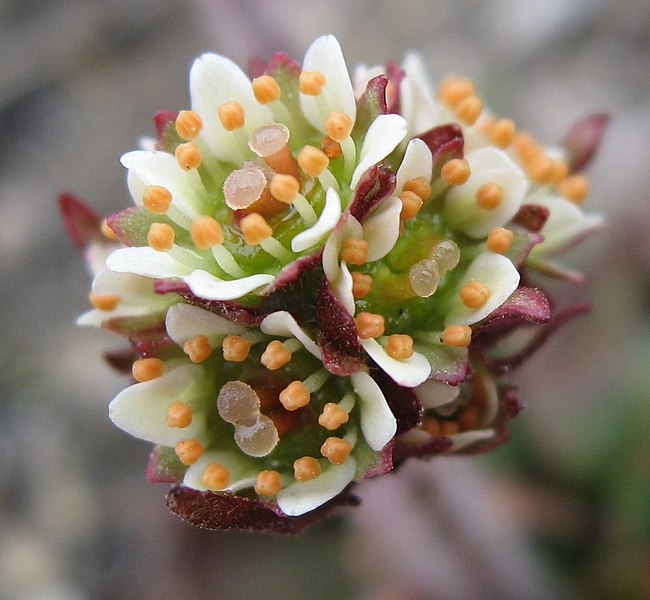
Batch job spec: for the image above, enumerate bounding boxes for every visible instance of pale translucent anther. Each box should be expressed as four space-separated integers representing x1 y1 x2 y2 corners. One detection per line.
460 280 491 308
293 456 322 482
321 136 342 159
455 95 483 125
351 272 372 298
320 437 353 465
318 403 350 430
175 141 202 171
223 165 267 210
341 238 369 265
142 185 173 214
386 334 415 359
101 218 119 241
252 75 281 104
355 311 385 340
183 334 213 363
403 177 432 201
476 182 504 210
279 380 311 411
269 174 299 204
441 324 473 347
174 438 204 465
409 258 440 298
528 156 554 184
325 112 353 143
222 335 251 362
438 77 476 107
441 159 471 186
175 110 203 140
217 380 260 424
248 123 290 157
559 174 589 203
218 101 245 131
399 190 423 220
487 227 515 253
490 119 516 148
89 291 120 311
297 145 329 177
166 401 193 428
255 469 282 496
132 357 165 382
147 222 175 251
234 415 279 457
191 215 224 250
431 240 461 272
299 71 326 95
240 212 272 246
202 463 230 489
260 340 292 370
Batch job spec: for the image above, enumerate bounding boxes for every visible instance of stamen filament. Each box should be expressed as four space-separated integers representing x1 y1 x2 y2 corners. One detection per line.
340 136 357 181
292 193 318 226
302 369 330 393
211 244 248 278
259 236 295 263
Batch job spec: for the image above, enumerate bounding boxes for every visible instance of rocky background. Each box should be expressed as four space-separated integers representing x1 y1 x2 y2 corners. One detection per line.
1 1 649 599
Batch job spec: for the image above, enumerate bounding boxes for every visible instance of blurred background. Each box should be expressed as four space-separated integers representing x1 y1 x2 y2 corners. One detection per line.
1 0 649 598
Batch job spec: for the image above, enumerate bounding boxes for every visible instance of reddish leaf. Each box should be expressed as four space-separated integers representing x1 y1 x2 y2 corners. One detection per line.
58 192 103 250
353 75 388 145
562 113 610 173
513 204 550 233
348 165 397 223
385 61 405 114
371 367 423 434
417 123 464 175
153 110 181 152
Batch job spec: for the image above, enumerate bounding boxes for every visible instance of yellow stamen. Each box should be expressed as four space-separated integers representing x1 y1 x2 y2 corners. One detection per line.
175 141 202 171
183 334 213 363
386 334 415 359
260 340 292 370
101 218 119 241
166 401 193 428
487 227 514 253
455 95 483 125
325 112 353 143
175 438 204 465
201 463 230 489
399 190 423 220
191 215 224 250
318 403 350 430
355 311 385 340
441 158 471 185
351 272 373 298
559 174 589 203
255 470 283 496
459 280 491 308
278 380 311 411
269 174 299 204
147 222 175 251
132 357 165 382
293 456 321 482
218 101 245 131
299 71 326 95
297 145 329 177
403 177 432 201
438 77 475 107
89 291 120 311
441 324 472 347
341 238 369 265
142 185 172 214
240 212 272 246
490 119 516 148
222 335 251 362
320 437 353 465
476 182 503 210
252 75 281 104
175 110 203 140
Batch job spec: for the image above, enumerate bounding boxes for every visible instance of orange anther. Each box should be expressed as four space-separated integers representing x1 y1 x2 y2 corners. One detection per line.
459 280 491 308
269 174 300 204
255 469 282 496
325 112 353 142
438 77 475 107
183 334 213 363
202 463 230 489
455 95 483 125
476 182 503 210
175 141 202 170
218 101 245 130
318 403 350 430
191 215 223 250
299 71 326 95
490 119 516 148
252 75 281 104
297 145 329 177
441 158 471 185
166 401 193 428
403 176 432 200
439 420 460 435
279 380 311 411
385 334 415 359
175 438 204 465
486 227 515 253
175 110 203 140
222 335 251 362
89 291 120 311
321 136 342 159
132 357 165 382
260 340 292 370
142 185 173 214
341 238 369 265
559 174 589 203
527 156 554 184
239 212 272 245
355 311 385 339
399 190 423 220
351 272 373 298
457 405 480 431
100 218 119 241
147 222 175 251
293 456 321 482
441 324 472 347
320 437 353 465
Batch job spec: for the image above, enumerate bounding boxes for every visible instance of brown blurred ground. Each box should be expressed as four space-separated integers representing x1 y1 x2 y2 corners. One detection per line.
1 1 649 599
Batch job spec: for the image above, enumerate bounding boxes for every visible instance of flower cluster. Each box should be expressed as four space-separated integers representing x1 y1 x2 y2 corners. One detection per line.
61 35 605 533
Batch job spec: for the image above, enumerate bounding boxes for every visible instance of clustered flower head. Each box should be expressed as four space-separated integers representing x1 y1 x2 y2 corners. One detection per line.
61 35 606 533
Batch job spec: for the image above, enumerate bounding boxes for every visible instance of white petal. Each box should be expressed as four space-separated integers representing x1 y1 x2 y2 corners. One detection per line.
449 429 494 452
443 147 528 238
399 53 442 139
529 194 604 259
109 362 208 446
260 311 321 358
291 187 342 252
107 247 193 279
444 253 520 325
332 261 355 316
351 371 397 451
351 114 408 189
165 303 245 346
299 35 356 133
276 458 357 516
183 449 258 492
352 63 384 97
121 150 203 219
183 270 274 301
396 138 433 192
413 379 460 410
360 338 431 387
190 53 273 164
362 196 402 261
